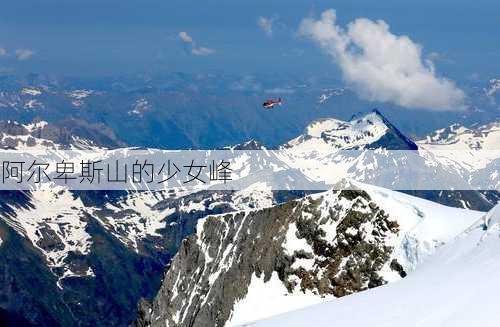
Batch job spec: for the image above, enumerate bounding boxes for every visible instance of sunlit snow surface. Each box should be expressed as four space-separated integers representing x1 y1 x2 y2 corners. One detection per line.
245 204 500 327
228 272 325 327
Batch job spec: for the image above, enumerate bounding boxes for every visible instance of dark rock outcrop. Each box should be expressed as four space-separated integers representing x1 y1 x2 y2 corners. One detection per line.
137 189 402 327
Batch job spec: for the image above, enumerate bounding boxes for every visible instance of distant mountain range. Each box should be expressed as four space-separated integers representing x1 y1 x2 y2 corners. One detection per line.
0 72 498 149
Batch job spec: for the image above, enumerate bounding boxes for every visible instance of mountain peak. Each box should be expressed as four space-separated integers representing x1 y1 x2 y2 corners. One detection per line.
371 108 385 118
223 139 267 150
284 110 417 150
365 109 418 150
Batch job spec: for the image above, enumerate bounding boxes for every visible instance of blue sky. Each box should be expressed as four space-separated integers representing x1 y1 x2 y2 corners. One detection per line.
0 0 498 81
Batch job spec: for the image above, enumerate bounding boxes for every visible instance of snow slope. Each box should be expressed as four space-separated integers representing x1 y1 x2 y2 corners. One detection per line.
247 204 500 327
226 183 483 326
416 121 500 174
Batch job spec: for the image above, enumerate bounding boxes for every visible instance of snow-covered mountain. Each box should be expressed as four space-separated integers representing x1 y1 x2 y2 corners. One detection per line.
282 109 417 151
418 120 500 151
250 203 500 327
278 110 424 187
136 182 482 327
0 109 498 326
277 111 498 208
222 139 267 150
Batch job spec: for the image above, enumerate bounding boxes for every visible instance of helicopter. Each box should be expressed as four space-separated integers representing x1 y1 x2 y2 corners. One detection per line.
262 97 282 109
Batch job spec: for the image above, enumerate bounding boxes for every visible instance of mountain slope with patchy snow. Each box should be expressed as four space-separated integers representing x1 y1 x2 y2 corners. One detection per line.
136 183 482 327
249 204 500 327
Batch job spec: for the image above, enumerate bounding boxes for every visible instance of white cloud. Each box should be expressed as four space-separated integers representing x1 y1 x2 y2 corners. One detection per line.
257 16 275 37
178 31 215 56
15 48 35 61
191 46 215 56
178 31 193 44
299 9 465 110
0 48 6 57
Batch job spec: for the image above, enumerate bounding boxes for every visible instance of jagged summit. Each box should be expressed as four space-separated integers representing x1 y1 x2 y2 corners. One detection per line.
367 109 418 150
222 139 267 150
283 109 417 151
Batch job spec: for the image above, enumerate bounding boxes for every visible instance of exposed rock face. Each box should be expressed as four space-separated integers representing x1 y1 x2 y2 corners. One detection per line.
366 109 417 150
137 189 404 327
